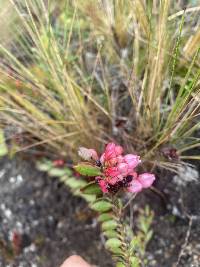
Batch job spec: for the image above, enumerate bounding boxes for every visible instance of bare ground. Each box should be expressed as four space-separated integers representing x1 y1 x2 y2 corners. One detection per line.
0 156 200 267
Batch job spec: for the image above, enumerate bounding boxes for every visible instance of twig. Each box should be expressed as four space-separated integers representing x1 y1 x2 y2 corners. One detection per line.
123 193 137 210
173 216 193 267
129 200 134 230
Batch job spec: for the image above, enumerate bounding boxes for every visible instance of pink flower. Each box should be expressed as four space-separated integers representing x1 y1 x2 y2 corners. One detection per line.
116 155 124 163
137 173 155 188
103 143 123 162
127 179 143 193
105 167 120 177
106 143 123 155
124 154 141 169
106 176 120 185
97 179 108 193
126 173 155 193
117 162 129 176
78 142 156 194
100 153 105 164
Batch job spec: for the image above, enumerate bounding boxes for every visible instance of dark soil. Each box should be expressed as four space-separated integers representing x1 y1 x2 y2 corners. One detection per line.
0 156 200 267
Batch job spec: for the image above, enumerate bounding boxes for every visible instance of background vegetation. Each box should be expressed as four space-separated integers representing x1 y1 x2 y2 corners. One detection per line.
0 1 199 172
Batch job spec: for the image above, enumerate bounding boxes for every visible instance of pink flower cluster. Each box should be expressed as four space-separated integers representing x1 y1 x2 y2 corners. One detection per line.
78 143 155 194
96 143 155 193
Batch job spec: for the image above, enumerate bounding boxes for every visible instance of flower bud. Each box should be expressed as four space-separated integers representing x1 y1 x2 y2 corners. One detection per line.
137 173 155 188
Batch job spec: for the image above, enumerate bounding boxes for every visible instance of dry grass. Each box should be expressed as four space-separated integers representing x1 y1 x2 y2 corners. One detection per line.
0 0 200 171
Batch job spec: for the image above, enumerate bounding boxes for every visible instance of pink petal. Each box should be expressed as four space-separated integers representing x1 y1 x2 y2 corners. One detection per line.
137 173 155 188
124 154 141 169
105 149 116 160
118 163 129 175
117 174 124 181
104 143 123 161
106 143 116 151
98 179 108 193
107 176 119 185
115 145 123 156
105 167 120 178
127 180 142 193
107 157 118 166
116 155 125 163
100 153 105 164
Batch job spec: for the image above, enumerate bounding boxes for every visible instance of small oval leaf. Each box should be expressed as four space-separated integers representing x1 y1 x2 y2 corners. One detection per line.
108 246 123 254
91 200 113 212
65 178 87 189
74 163 102 176
103 230 118 238
48 167 72 177
130 256 140 267
130 237 139 251
105 238 122 249
81 182 102 195
36 161 52 172
98 213 113 222
81 194 96 203
102 220 118 231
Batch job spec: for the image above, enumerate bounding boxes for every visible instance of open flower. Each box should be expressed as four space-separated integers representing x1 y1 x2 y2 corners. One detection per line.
105 166 120 178
124 154 141 169
101 143 123 164
117 162 129 176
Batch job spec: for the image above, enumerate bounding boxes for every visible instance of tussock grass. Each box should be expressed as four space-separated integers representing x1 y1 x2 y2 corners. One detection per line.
0 0 199 171
0 0 111 157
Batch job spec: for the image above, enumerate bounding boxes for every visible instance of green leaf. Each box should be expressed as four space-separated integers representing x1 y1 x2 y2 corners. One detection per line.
48 167 72 177
74 163 102 176
81 194 96 203
91 200 113 212
105 238 122 249
130 256 140 267
64 178 87 189
103 230 118 238
0 130 8 157
81 182 102 195
102 220 118 231
108 246 123 254
59 175 68 182
98 213 113 222
36 161 52 172
146 230 153 243
116 262 126 267
130 237 140 251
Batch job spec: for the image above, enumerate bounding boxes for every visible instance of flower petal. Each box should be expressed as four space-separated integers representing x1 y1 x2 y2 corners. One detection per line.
124 154 141 169
127 180 142 193
98 179 108 193
137 173 155 188
118 163 129 175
